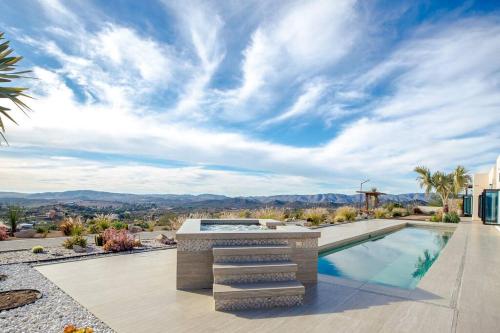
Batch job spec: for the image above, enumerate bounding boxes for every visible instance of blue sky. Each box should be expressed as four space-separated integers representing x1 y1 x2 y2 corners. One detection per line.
1 0 499 195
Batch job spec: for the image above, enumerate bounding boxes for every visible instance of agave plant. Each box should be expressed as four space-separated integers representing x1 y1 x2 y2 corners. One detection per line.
0 32 32 144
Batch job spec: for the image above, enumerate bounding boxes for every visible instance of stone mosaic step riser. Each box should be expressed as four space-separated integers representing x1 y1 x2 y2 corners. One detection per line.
214 294 303 311
214 272 296 284
213 254 291 264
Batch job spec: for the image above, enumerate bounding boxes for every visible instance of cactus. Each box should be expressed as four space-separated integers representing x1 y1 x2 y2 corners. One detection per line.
94 233 104 246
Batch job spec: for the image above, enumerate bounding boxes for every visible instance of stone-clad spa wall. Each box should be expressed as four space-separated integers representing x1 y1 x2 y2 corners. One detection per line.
176 220 320 290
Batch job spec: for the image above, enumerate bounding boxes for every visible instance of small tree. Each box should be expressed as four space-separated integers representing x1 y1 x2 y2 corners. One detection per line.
7 205 23 236
414 165 471 217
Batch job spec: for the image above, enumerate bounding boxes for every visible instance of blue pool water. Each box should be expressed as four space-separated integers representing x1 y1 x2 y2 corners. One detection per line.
318 227 453 289
200 224 268 231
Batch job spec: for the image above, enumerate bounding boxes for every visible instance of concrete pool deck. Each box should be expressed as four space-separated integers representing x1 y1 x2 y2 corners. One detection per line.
36 218 500 333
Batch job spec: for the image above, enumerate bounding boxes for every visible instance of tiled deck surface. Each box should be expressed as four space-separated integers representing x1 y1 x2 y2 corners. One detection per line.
36 218 500 333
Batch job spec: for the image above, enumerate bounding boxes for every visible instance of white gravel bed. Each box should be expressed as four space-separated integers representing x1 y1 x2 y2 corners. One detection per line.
0 240 173 265
0 264 114 333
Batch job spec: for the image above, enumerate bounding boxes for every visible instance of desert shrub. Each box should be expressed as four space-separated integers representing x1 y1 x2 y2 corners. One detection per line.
252 207 286 221
217 210 250 219
302 207 328 225
63 235 87 249
412 206 423 214
7 205 23 236
134 221 150 229
31 245 44 253
60 217 83 236
391 207 409 217
335 206 357 222
443 212 460 223
147 221 155 231
373 208 390 219
71 222 85 236
161 216 184 231
87 224 101 234
36 226 48 233
383 202 403 212
188 212 212 219
102 228 135 252
333 215 345 223
430 211 443 222
93 214 112 231
111 221 128 230
133 239 142 247
0 226 8 240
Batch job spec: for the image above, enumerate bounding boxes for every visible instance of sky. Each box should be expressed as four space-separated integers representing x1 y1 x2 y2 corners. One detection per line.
0 0 499 196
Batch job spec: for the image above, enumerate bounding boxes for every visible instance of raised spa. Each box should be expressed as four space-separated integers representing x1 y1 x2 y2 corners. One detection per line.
176 219 320 311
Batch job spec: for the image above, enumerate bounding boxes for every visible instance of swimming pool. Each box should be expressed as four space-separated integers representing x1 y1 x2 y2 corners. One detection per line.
318 227 453 289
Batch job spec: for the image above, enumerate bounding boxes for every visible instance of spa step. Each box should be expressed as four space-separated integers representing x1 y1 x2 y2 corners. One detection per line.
213 281 305 311
212 245 292 263
213 262 297 284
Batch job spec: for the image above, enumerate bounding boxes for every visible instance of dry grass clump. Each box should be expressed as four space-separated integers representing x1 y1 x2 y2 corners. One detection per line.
164 215 186 230
390 207 409 217
188 212 212 219
59 217 84 236
333 206 357 223
373 207 390 219
302 207 328 225
217 210 251 219
251 207 286 221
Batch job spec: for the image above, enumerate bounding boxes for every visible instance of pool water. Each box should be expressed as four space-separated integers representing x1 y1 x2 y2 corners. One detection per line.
200 224 268 231
318 227 453 289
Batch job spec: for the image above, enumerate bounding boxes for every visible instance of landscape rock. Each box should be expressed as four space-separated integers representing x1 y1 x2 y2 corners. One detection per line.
129 226 142 233
13 230 36 238
72 245 87 253
155 234 177 245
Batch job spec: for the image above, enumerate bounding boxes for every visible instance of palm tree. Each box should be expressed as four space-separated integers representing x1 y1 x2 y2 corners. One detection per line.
451 165 471 197
432 171 453 212
0 32 32 144
7 205 23 236
414 166 433 197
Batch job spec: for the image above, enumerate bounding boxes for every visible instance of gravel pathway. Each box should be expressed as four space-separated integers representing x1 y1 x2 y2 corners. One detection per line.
0 240 172 265
0 264 114 333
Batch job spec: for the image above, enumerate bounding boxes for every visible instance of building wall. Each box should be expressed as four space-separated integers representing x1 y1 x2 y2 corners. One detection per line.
472 155 500 222
472 172 489 221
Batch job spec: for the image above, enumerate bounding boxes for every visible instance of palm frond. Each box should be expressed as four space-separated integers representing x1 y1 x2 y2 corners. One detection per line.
0 31 32 144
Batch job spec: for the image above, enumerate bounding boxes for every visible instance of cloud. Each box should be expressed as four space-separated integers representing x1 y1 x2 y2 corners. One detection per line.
2 2 500 195
0 155 332 196
262 79 329 127
220 0 360 120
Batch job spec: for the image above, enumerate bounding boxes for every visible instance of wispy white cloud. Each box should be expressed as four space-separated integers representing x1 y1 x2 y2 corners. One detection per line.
262 79 329 127
2 1 500 195
220 0 360 121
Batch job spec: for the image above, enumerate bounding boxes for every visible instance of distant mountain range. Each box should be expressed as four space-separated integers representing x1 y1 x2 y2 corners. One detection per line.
0 190 428 209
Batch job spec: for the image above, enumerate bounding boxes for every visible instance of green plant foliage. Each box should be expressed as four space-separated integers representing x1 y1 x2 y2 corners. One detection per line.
334 206 357 222
63 235 87 249
31 245 44 253
7 205 22 236
391 207 409 217
0 32 32 144
302 207 328 225
373 207 389 219
430 211 443 222
443 212 460 223
111 221 127 230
